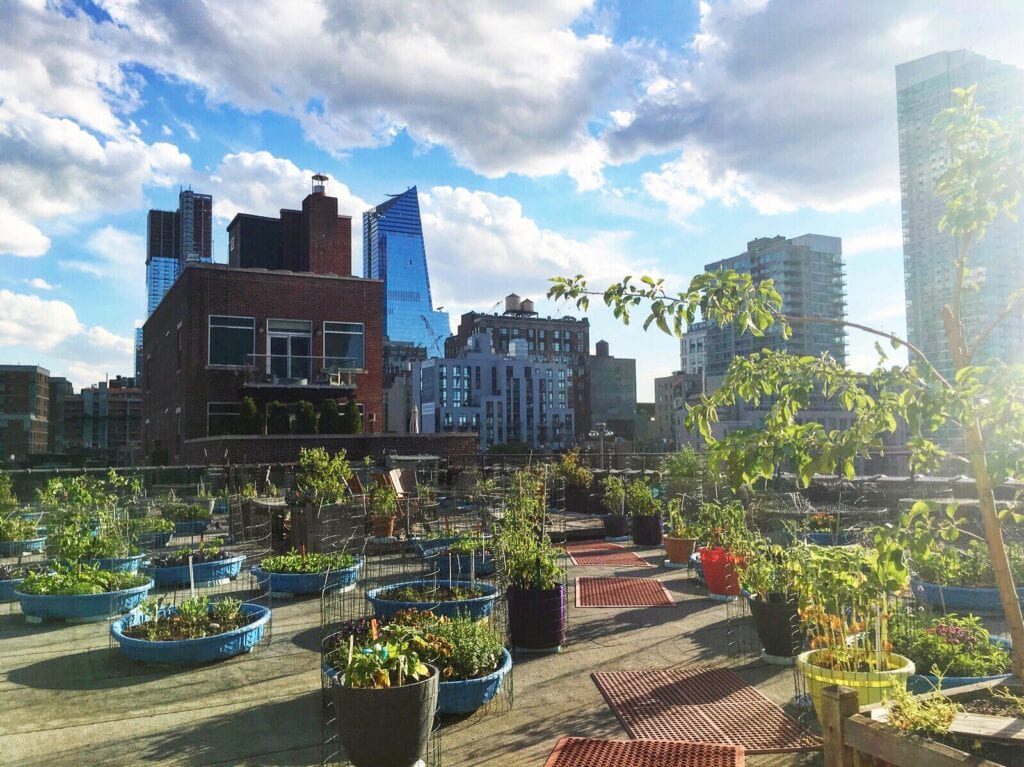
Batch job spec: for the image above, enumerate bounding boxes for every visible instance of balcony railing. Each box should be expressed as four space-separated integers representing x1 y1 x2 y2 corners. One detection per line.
242 354 358 388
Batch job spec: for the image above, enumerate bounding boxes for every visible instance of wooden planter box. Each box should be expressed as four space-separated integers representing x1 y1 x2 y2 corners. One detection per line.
821 679 1020 767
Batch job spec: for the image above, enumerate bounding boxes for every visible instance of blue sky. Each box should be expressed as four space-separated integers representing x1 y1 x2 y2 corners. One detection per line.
1 0 1021 398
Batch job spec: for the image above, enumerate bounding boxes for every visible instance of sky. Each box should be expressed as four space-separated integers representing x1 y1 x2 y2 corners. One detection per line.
1 0 1022 399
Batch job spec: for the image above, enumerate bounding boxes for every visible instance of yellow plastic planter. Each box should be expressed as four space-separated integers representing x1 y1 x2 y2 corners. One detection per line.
796 649 914 720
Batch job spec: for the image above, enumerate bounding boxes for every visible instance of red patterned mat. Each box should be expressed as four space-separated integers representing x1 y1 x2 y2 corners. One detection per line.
566 542 653 567
591 668 820 754
575 577 674 607
543 737 745 767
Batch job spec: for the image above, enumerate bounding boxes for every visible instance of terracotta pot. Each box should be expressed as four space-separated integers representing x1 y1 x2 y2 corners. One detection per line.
664 535 697 564
371 515 396 538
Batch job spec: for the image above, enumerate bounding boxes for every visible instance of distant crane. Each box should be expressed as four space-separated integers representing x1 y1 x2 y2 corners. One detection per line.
420 315 445 356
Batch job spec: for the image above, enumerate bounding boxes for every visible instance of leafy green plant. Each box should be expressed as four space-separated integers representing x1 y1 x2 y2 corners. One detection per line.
661 447 705 502
665 498 698 538
428 614 504 680
147 540 230 568
913 538 1024 587
295 400 318 435
888 612 1010 678
19 567 149 595
294 446 352 505
625 479 660 517
379 584 486 602
340 623 432 689
0 512 38 542
552 449 593 489
886 682 962 737
129 516 175 535
161 503 212 522
318 398 342 434
0 472 18 512
126 596 250 641
258 550 356 573
495 468 565 590
367 483 398 518
447 534 490 555
694 500 750 550
266 400 290 435
600 475 625 515
742 539 799 601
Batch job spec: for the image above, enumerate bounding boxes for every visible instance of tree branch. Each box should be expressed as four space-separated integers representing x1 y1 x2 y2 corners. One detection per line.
968 290 1024 364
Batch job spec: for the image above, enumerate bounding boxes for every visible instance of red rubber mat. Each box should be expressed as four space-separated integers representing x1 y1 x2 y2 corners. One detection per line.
592 668 820 754
543 737 745 767
575 577 674 607
566 542 653 567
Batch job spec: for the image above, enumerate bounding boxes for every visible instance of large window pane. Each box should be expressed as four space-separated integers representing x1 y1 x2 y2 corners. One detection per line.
324 321 364 370
209 316 255 366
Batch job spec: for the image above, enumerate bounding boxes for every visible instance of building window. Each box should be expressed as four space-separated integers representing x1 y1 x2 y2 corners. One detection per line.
268 319 312 380
208 402 241 436
324 321 365 370
209 315 255 366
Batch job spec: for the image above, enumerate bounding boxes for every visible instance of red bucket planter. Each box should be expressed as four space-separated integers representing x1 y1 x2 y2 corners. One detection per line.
698 546 744 597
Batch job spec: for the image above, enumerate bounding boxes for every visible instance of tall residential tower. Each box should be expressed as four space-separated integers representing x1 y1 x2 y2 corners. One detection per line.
362 187 450 355
896 51 1024 377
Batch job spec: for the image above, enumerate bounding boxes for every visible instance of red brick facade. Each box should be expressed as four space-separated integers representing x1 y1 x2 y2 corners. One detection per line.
142 263 383 463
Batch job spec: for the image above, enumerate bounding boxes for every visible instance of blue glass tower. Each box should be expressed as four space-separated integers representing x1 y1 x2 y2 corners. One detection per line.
363 187 450 355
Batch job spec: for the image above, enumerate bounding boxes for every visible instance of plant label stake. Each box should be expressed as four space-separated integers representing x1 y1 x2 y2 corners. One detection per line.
188 554 196 598
470 545 476 585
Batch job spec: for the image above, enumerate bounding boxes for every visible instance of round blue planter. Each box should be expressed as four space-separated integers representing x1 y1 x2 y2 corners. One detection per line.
906 636 1012 694
111 602 271 665
173 520 210 536
803 531 852 546
83 554 146 573
142 554 246 588
422 547 496 577
0 577 25 602
912 579 1024 614
438 648 512 714
0 537 47 557
15 579 153 621
253 556 362 596
367 579 500 621
137 531 173 549
213 499 230 514
412 536 462 557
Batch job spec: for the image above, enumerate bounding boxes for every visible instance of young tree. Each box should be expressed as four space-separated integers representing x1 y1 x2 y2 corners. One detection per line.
294 400 318 435
550 87 1024 677
235 396 262 435
319 398 342 434
341 400 362 435
266 401 291 435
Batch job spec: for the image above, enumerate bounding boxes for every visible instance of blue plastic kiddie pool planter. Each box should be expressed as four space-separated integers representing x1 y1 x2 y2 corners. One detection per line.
110 602 271 665
15 579 154 622
137 531 173 549
422 546 496 577
83 554 147 573
437 647 512 714
252 555 363 596
0 537 47 557
142 554 246 588
0 576 26 602
906 635 1013 694
366 579 500 621
174 520 210 536
912 579 1024 614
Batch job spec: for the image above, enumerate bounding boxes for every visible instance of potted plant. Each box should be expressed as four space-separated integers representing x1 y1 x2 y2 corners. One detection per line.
0 511 45 556
599 474 629 539
552 449 594 514
627 478 663 546
0 562 48 602
130 516 175 548
367 483 398 538
661 447 706 513
111 595 271 665
663 498 699 568
141 540 246 588
911 538 1024 614
422 532 495 577
163 502 213 536
253 549 362 596
328 623 439 767
497 468 567 652
793 541 915 719
693 500 750 600
803 511 851 546
15 566 153 622
366 580 500 621
887 611 1012 694
741 540 802 663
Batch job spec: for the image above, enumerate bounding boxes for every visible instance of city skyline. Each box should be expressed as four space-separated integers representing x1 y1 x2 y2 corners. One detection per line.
1 2 1022 398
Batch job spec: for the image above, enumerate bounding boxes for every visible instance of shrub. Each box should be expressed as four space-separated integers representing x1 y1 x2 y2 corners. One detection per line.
295 400 317 434
266 401 291 435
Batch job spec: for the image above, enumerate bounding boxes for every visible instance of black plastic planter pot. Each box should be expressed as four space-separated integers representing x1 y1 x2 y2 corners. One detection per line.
603 514 628 538
508 585 566 651
332 666 439 767
564 485 591 514
748 594 800 660
631 514 663 546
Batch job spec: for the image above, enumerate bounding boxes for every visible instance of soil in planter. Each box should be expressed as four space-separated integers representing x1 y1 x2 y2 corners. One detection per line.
123 609 254 641
379 584 486 602
147 546 235 568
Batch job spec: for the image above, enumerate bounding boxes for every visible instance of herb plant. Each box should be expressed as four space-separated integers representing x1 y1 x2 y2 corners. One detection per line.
600 475 625 515
19 567 149 595
147 540 232 568
258 550 356 573
162 503 213 522
126 596 251 641
665 498 699 538
0 513 38 542
888 612 1010 678
625 479 660 517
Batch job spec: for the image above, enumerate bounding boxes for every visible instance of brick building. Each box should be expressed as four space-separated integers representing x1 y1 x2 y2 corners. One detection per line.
0 365 50 459
142 177 383 464
446 294 591 438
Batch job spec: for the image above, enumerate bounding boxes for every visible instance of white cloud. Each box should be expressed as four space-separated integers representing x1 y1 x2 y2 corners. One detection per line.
58 226 146 288
420 185 659 315
161 124 172 136
607 0 1024 217
843 227 904 256
25 277 54 290
207 150 370 261
0 200 50 257
0 289 135 388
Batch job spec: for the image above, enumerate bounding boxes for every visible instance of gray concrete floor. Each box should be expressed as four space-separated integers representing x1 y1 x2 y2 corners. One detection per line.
0 545 823 767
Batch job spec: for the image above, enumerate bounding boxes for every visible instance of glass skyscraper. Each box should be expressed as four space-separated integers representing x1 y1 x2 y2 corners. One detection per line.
897 51 1024 377
363 187 450 355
